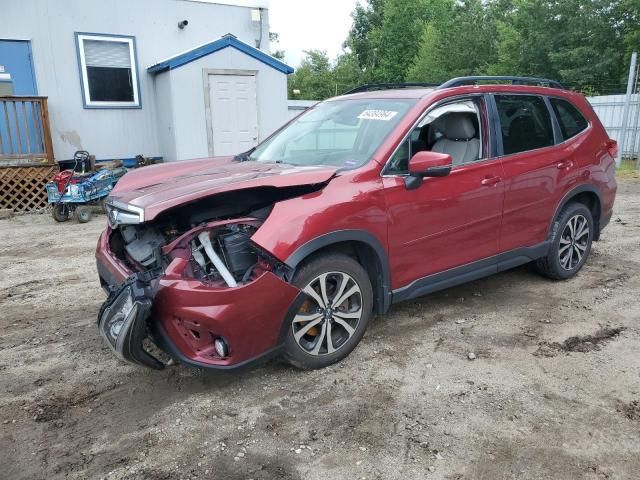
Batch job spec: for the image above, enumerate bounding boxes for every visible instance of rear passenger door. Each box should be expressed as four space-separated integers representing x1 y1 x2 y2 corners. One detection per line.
493 94 573 252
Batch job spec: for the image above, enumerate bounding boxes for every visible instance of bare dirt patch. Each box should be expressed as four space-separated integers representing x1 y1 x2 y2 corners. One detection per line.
1 179 640 480
619 400 640 421
535 326 625 357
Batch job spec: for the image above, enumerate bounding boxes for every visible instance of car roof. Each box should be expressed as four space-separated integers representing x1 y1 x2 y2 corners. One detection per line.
338 84 576 100
331 88 436 100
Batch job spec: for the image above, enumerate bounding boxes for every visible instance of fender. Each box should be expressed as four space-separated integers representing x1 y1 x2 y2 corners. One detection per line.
549 183 603 239
285 229 392 314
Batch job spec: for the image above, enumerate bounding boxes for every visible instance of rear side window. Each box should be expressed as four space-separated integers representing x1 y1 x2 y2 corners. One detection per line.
550 98 589 140
495 95 554 155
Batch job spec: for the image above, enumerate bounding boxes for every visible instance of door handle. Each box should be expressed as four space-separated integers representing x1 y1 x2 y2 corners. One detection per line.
481 176 501 186
556 160 574 169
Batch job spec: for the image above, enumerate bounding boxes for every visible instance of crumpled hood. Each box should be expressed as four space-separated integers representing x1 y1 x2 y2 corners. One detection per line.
109 156 337 222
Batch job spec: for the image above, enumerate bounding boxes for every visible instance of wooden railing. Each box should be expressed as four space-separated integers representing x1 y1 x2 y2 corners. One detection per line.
0 96 54 166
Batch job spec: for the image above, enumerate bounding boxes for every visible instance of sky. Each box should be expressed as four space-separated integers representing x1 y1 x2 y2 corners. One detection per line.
268 0 360 67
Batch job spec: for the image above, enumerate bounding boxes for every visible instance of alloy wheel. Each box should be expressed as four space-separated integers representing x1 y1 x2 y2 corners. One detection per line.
559 214 590 271
292 271 363 356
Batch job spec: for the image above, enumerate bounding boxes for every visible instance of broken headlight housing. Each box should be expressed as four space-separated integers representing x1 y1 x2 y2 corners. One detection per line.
97 273 163 369
105 199 145 228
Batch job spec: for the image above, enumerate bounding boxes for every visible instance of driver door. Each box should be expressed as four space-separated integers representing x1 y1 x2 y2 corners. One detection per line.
382 96 505 289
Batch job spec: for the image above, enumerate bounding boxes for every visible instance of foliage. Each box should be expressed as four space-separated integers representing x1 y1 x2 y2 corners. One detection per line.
286 0 640 100
407 0 497 83
287 50 337 100
287 50 365 99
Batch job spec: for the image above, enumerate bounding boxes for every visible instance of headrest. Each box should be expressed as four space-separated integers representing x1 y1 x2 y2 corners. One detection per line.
509 115 535 132
434 114 476 140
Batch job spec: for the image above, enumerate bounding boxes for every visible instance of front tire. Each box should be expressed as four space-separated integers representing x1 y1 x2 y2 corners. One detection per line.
536 202 593 280
284 253 373 370
51 203 70 222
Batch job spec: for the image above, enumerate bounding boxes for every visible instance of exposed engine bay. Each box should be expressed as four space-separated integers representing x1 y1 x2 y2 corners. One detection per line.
106 186 323 287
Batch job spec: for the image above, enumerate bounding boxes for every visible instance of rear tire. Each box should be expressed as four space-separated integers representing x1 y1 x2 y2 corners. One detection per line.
284 253 373 370
76 205 92 223
536 202 593 280
51 204 70 222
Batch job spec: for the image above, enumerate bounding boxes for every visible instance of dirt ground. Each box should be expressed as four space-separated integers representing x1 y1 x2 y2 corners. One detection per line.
1 179 639 480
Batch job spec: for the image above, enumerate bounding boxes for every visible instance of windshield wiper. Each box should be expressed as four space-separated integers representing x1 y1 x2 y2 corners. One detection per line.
233 147 256 162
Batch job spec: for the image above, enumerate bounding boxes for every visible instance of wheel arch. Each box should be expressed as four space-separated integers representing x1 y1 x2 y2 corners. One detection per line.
550 184 603 240
285 230 392 314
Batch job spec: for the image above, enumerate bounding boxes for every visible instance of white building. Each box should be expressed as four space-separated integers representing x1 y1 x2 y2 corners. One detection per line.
0 0 293 163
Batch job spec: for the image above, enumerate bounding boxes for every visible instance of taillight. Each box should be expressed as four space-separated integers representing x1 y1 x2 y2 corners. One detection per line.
606 139 618 159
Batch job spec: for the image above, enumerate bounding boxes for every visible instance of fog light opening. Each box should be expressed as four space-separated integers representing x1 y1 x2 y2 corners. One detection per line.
214 338 229 358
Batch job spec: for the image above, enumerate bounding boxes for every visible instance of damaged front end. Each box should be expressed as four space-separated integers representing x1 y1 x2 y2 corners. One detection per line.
97 271 163 369
96 186 317 369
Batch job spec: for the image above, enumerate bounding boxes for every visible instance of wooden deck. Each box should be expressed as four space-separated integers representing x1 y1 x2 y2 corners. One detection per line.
0 96 54 166
0 96 56 212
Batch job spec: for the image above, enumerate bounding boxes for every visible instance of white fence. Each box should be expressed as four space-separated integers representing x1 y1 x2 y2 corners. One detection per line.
286 100 318 122
589 94 640 157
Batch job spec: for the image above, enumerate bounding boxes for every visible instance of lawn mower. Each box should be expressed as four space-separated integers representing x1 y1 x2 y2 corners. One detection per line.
46 151 127 223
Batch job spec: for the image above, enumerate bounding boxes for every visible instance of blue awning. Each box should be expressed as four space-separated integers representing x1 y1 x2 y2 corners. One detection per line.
147 34 294 75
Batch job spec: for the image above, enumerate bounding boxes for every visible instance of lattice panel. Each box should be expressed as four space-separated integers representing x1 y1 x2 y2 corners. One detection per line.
0 166 57 212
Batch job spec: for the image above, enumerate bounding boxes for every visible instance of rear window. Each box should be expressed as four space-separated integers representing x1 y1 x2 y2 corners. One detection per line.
550 98 589 140
495 95 555 155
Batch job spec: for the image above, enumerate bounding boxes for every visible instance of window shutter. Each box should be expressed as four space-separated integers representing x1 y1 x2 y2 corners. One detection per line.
83 39 131 68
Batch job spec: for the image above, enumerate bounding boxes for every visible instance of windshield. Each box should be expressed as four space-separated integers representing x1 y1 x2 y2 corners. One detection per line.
248 98 416 168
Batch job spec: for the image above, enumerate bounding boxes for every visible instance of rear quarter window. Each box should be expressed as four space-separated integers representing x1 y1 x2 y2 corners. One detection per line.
495 95 555 155
550 98 589 140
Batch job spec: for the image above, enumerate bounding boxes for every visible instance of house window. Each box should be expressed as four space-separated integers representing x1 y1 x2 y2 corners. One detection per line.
75 33 140 108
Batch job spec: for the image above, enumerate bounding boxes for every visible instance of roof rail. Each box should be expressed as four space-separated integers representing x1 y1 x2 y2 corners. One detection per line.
344 82 439 95
438 76 565 90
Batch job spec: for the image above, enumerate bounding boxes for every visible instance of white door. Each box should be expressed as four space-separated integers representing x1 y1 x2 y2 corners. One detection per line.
208 74 259 156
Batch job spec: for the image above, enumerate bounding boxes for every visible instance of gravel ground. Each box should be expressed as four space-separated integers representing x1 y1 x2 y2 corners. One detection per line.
1 178 639 480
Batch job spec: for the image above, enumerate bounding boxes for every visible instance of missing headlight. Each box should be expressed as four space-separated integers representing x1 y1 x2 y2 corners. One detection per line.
190 224 258 286
97 274 164 369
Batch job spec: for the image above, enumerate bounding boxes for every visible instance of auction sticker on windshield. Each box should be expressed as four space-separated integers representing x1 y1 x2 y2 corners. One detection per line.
358 110 399 121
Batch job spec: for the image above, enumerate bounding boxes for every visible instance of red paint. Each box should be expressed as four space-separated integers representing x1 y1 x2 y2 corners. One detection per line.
110 158 337 222
154 259 300 366
96 83 617 368
408 151 452 174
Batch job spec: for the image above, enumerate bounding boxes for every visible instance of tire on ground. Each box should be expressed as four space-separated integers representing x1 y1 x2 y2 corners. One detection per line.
76 205 92 224
536 202 593 280
284 253 373 370
51 204 70 222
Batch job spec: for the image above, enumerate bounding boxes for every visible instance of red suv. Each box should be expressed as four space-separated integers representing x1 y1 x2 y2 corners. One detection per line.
96 76 617 371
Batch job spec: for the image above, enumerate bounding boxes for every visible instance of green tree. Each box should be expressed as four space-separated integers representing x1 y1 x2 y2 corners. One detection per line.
485 0 636 93
292 0 640 98
347 0 386 81
333 53 364 95
288 50 335 100
406 24 448 82
407 0 497 83
371 0 452 82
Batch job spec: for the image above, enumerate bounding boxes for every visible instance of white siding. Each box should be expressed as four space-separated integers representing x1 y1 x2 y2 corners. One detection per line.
160 47 289 161
1 0 270 160
154 74 176 161
285 100 318 122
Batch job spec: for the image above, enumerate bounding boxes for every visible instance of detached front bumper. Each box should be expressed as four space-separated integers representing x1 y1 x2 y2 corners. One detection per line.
95 229 301 370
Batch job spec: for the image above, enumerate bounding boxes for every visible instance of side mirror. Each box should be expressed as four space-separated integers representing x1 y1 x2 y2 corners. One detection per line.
405 151 452 190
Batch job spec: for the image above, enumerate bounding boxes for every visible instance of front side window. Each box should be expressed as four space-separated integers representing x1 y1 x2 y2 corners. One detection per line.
75 33 140 108
385 98 484 175
495 95 554 155
550 98 589 140
249 99 416 168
